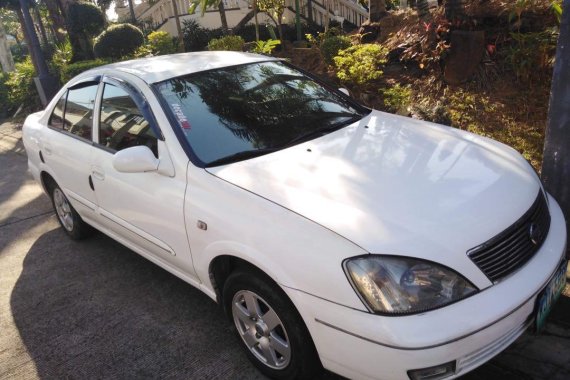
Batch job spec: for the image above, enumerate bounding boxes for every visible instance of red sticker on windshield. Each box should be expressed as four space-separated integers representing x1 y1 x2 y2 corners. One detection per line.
171 103 191 129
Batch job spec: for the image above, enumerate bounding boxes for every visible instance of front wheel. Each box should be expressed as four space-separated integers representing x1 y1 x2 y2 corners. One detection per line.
223 270 322 379
51 186 91 240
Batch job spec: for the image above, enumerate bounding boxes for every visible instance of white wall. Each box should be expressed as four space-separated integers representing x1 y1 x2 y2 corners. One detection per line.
160 8 296 36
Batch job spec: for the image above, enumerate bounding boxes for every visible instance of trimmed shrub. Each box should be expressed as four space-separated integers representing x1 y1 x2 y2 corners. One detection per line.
94 24 145 59
334 44 389 85
321 35 351 65
66 1 105 61
61 59 109 83
66 2 105 37
207 35 245 51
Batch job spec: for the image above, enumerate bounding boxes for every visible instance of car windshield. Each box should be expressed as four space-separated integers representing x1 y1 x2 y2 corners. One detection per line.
154 61 369 166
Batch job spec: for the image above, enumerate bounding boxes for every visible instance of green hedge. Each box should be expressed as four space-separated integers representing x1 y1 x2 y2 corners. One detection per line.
61 59 109 83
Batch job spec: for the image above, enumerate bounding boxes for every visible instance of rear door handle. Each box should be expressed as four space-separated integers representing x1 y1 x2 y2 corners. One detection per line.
92 167 105 181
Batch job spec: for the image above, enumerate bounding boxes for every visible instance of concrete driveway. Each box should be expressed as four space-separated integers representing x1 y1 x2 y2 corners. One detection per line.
1 120 569 380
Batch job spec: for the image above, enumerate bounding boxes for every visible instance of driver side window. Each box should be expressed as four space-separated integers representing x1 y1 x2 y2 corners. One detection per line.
98 83 158 157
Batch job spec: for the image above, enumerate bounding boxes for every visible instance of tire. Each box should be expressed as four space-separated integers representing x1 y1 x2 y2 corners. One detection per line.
223 270 322 379
50 185 91 240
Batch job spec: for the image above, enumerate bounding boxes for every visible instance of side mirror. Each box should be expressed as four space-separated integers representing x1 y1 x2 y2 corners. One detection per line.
338 88 350 96
112 146 159 173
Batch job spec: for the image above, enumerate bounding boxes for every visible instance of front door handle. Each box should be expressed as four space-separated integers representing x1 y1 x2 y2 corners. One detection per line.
92 167 105 181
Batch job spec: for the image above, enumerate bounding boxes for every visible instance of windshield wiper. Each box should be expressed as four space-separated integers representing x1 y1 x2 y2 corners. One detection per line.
205 147 280 167
283 114 361 148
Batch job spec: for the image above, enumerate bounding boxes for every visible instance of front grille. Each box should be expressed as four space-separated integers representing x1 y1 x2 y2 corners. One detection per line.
467 192 550 282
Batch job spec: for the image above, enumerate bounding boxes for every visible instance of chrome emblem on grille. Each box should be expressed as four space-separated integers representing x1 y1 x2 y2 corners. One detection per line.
529 223 541 245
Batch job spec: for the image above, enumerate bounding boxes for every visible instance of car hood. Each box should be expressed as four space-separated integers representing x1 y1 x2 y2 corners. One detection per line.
206 110 541 285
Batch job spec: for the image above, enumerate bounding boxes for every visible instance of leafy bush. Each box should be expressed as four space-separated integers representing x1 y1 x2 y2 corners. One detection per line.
61 59 109 83
51 39 73 70
182 20 222 52
235 23 321 43
382 84 412 114
334 44 389 85
305 26 343 47
4 58 40 112
94 23 145 59
321 35 351 65
134 31 177 58
251 39 280 55
234 24 272 42
10 43 28 63
50 39 73 83
148 31 177 55
503 29 558 82
207 35 245 51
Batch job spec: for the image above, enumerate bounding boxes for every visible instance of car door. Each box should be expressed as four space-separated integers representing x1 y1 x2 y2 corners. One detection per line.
89 76 197 280
41 79 100 222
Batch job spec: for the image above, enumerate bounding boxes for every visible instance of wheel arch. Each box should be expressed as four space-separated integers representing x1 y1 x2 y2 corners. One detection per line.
209 255 283 306
40 170 58 195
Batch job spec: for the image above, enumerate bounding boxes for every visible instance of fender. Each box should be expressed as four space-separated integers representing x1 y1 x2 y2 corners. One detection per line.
185 166 369 311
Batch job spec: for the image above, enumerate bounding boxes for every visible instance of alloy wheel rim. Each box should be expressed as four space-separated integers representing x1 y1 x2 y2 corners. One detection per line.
232 290 291 370
53 188 74 232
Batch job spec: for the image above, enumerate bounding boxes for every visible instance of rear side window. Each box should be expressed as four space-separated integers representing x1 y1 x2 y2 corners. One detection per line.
49 93 66 130
63 83 98 140
48 82 98 141
98 83 157 157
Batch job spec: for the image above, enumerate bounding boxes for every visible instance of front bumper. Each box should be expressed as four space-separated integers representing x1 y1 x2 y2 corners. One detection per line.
284 194 567 380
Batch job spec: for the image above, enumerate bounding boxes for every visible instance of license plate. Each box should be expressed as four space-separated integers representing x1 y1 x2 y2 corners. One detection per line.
535 260 567 332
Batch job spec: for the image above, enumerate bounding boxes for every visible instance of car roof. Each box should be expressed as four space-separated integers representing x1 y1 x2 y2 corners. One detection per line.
94 51 279 84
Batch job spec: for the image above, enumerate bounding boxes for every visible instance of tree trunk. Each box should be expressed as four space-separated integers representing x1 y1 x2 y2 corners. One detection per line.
416 0 430 20
234 10 255 34
16 7 40 73
44 0 66 43
369 0 386 22
33 5 49 46
253 0 259 41
444 0 464 21
101 4 109 24
218 0 228 33
294 0 301 41
277 21 283 42
0 21 15 72
171 0 184 51
541 0 570 258
127 0 136 24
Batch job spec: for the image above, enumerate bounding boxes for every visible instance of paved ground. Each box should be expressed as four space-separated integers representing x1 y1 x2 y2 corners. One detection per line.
1 120 569 380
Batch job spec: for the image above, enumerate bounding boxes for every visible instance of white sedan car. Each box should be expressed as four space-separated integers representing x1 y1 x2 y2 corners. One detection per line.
23 52 567 380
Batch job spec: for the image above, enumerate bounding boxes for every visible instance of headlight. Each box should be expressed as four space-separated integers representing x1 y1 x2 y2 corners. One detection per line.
343 256 478 315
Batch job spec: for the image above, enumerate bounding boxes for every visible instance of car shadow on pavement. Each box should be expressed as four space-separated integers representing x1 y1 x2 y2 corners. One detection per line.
10 229 267 379
9 229 344 380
